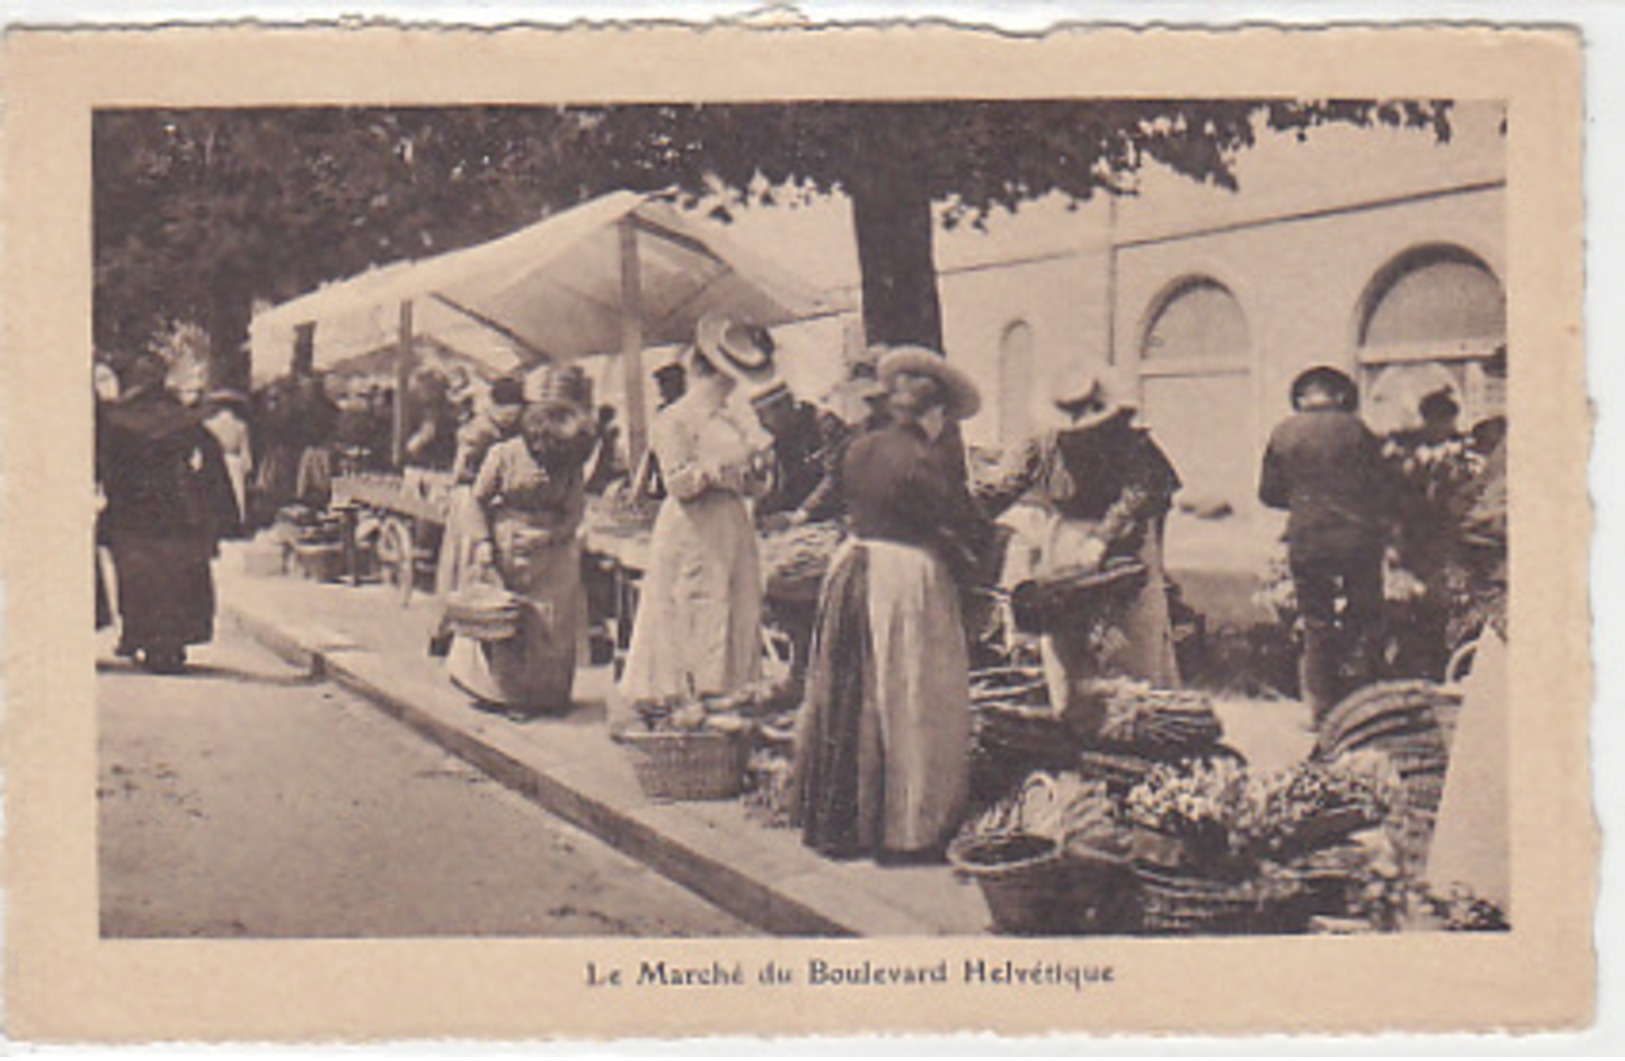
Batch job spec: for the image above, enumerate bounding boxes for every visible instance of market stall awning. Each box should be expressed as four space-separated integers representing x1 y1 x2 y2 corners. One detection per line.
250 190 842 383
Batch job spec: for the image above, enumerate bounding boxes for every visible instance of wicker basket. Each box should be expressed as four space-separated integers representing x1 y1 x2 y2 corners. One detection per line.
1135 862 1306 935
1009 559 1147 634
949 832 1073 935
621 728 749 801
444 584 524 642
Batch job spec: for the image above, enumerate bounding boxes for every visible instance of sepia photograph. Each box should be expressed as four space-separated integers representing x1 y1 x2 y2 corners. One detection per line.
2 23 1591 1040
90 96 1512 940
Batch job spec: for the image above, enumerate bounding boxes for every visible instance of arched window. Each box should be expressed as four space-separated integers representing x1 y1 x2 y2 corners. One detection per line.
1360 246 1505 354
997 319 1035 446
1137 277 1252 514
1357 246 1506 433
1143 278 1250 364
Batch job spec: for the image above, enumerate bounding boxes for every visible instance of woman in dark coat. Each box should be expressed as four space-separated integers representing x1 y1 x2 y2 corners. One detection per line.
97 354 240 673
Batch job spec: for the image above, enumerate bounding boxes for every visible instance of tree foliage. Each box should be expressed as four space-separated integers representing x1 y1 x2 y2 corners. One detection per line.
94 100 1453 379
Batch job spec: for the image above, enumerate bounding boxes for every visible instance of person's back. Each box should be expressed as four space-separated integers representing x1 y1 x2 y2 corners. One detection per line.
100 395 217 537
1260 407 1391 561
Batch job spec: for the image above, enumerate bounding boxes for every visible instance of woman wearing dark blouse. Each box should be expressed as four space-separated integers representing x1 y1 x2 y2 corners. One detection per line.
977 362 1182 706
792 346 993 863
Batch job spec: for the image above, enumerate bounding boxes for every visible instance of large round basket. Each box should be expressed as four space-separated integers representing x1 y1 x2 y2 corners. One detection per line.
949 832 1073 935
444 585 524 642
621 729 749 802
1009 559 1147 634
1134 862 1306 936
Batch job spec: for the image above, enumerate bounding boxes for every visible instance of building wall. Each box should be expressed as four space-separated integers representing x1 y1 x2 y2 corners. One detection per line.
937 250 1109 449
1112 183 1505 548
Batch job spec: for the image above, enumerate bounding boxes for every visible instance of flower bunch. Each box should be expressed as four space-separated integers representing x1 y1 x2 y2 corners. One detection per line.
1232 755 1398 853
1124 759 1249 845
1385 436 1487 506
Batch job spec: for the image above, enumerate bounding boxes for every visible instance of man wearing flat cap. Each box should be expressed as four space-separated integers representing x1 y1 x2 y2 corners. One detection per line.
1260 364 1398 732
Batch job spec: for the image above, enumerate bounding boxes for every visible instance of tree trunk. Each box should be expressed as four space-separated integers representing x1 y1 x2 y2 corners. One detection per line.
206 284 252 392
292 322 316 378
847 136 943 352
847 130 968 480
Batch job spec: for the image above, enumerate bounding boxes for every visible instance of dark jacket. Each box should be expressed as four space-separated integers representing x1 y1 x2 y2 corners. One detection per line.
1259 408 1395 561
978 414 1181 560
98 391 241 542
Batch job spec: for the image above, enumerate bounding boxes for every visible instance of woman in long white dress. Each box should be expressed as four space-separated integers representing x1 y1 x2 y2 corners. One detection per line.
619 314 777 709
204 390 253 532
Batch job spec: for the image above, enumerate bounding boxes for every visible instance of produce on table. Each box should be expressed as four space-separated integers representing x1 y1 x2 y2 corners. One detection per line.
760 521 845 597
594 479 660 532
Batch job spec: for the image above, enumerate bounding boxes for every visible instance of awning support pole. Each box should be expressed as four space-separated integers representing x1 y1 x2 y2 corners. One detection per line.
619 217 649 467
392 298 414 468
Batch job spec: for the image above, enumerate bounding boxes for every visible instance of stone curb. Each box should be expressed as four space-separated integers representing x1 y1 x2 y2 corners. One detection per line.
223 597 983 938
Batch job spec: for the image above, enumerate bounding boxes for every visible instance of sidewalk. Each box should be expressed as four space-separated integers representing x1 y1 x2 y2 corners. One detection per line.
216 546 990 936
217 544 1312 937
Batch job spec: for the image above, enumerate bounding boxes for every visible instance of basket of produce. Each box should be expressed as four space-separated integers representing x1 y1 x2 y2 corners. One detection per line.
443 583 524 642
948 831 1072 935
621 728 750 801
1232 757 1395 861
953 772 1134 935
1319 681 1459 764
970 665 1074 761
1009 557 1147 634
1072 748 1161 798
1072 678 1224 755
620 697 754 801
1281 843 1374 920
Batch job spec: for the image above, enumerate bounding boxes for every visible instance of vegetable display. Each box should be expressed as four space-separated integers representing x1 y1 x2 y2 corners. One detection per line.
760 521 845 597
1084 678 1224 752
961 771 1132 861
1125 755 1398 864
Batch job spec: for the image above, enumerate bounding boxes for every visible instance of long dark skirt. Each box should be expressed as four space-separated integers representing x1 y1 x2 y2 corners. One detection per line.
791 543 877 858
109 530 216 651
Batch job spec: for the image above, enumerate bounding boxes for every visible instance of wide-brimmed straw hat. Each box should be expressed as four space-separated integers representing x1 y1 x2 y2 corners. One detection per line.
1046 359 1137 432
876 345 981 421
694 312 779 390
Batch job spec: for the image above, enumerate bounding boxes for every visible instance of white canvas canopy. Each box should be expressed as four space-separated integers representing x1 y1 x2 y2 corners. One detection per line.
250 190 843 461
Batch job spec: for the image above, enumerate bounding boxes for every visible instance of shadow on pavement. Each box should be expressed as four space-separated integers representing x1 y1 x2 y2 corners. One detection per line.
96 658 320 688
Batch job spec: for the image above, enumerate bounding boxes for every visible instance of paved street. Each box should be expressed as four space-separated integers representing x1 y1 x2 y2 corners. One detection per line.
97 625 754 938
